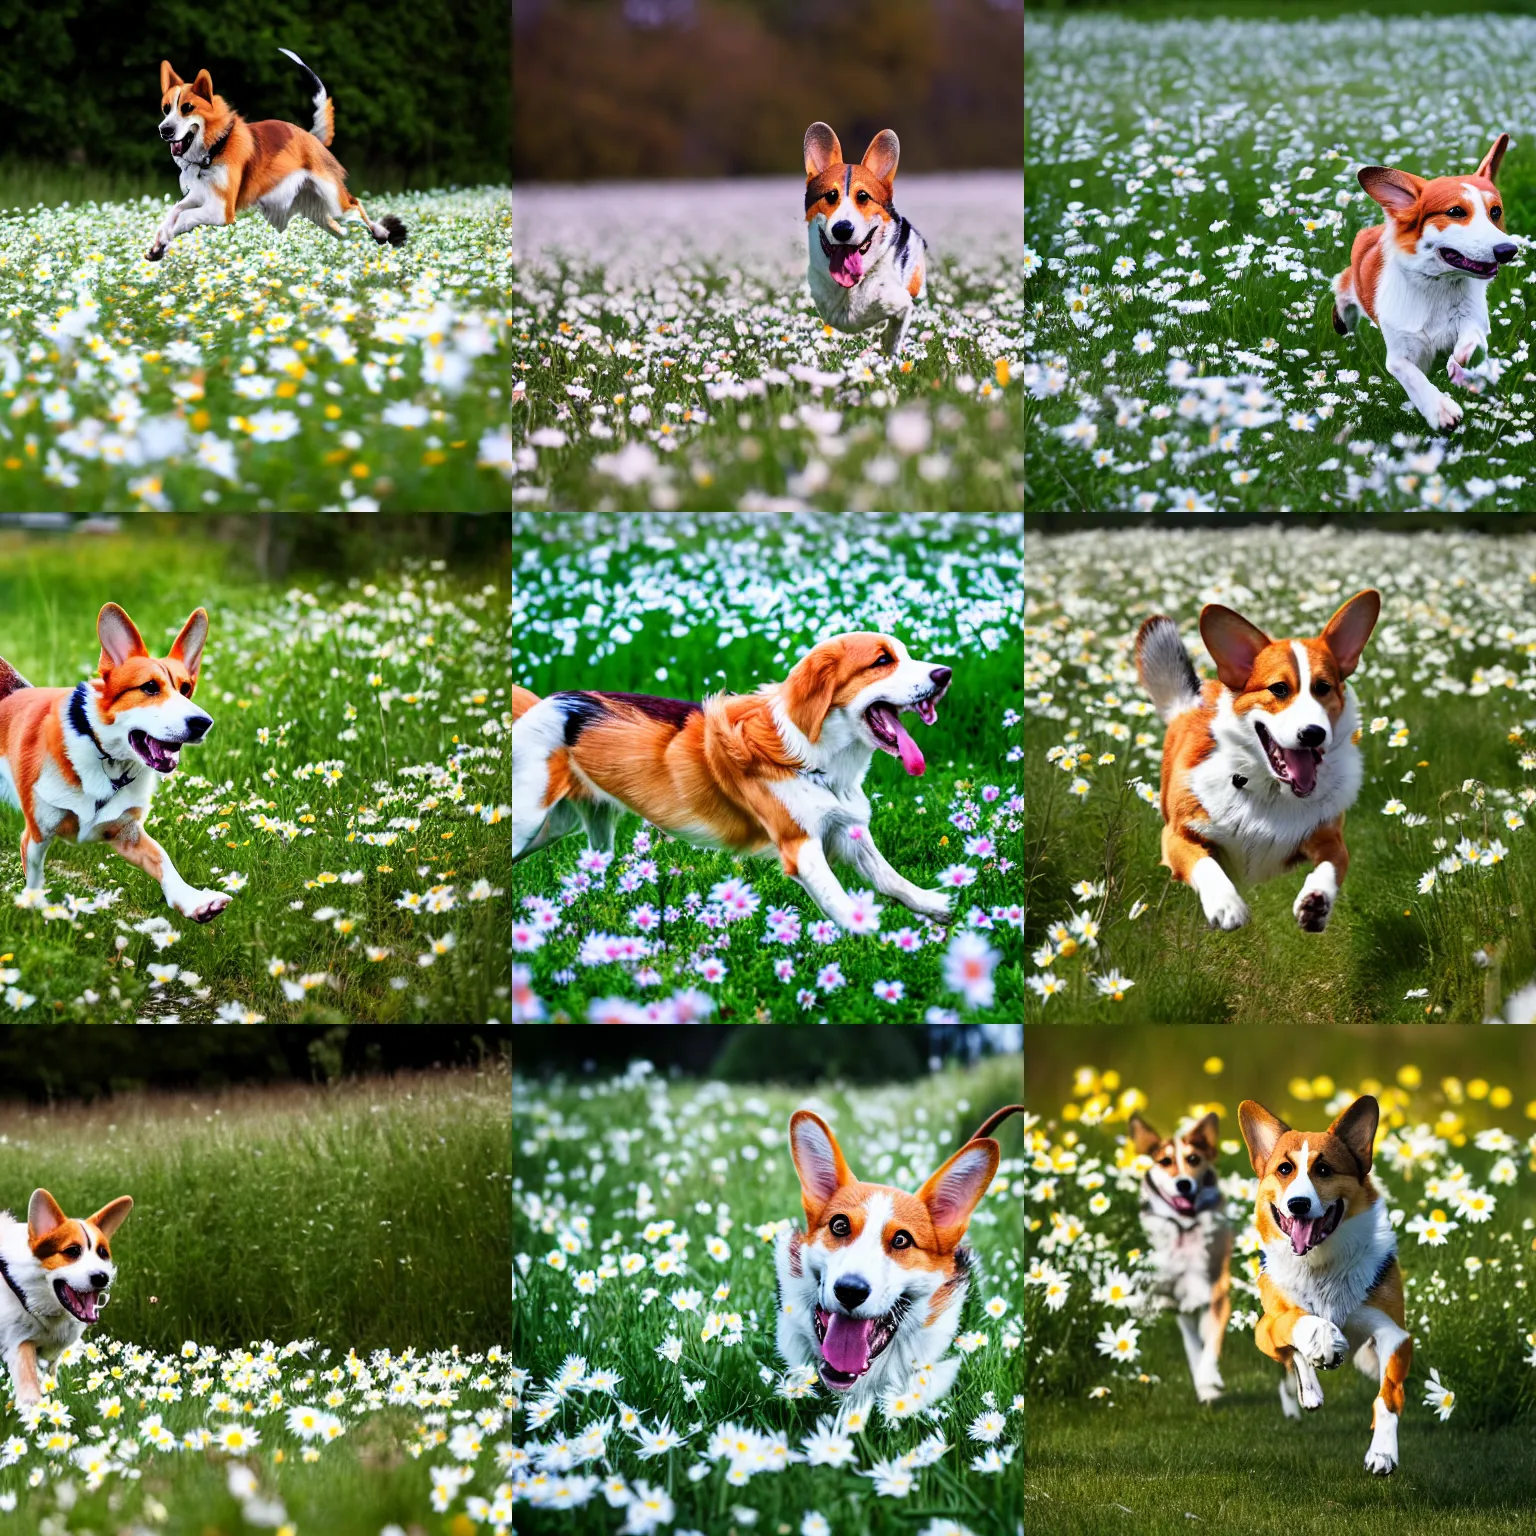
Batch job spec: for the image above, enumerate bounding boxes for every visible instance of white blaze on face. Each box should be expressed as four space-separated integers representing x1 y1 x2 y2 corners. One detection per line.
821 1191 893 1315
1283 1138 1321 1217
1262 641 1333 749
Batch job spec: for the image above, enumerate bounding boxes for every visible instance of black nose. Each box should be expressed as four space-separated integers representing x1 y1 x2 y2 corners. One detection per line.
183 716 211 741
1175 1178 1195 1195
832 1276 870 1311
1286 1196 1312 1217
831 219 854 242
929 666 952 691
90 1271 108 1289
1495 242 1518 263
159 125 175 139
1296 724 1326 748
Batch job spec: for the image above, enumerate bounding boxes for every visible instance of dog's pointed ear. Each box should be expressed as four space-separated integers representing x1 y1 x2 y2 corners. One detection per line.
192 68 214 102
160 61 183 95
98 604 148 673
88 1196 134 1238
170 608 209 690
1327 1096 1380 1177
28 1189 67 1242
917 1137 1000 1251
1238 1100 1288 1176
1477 133 1510 184
861 129 901 183
804 122 842 180
1200 604 1272 692
1358 165 1424 215
781 638 844 743
1321 589 1380 679
1185 1111 1220 1158
1127 1114 1162 1155
789 1110 854 1225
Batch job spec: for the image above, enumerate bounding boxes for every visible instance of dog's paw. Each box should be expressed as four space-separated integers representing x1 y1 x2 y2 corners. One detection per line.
1424 391 1463 430
1278 1378 1302 1421
174 889 231 924
1194 1366 1224 1404
1293 1315 1348 1370
1201 888 1249 931
1294 887 1333 933
1364 1446 1398 1476
909 888 953 923
145 240 168 262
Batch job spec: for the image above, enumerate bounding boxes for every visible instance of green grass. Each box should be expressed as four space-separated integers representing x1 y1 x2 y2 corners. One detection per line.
512 1054 1024 1534
0 525 511 1023
0 185 510 511
511 511 1024 1022
1024 524 1536 1022
0 1060 512 1532
1025 9 1536 511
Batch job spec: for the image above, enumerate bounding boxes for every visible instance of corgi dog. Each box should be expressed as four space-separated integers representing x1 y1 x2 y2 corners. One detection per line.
803 123 928 356
775 1105 1021 1405
1239 1096 1409 1476
148 48 407 262
1129 1111 1232 1404
1134 590 1380 934
0 604 230 924
512 632 954 929
1332 134 1519 430
0 1189 133 1408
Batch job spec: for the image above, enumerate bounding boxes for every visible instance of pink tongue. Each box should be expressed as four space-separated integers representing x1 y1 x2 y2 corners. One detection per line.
1283 748 1317 796
822 1313 874 1374
1289 1217 1318 1256
892 714 925 776
828 245 864 288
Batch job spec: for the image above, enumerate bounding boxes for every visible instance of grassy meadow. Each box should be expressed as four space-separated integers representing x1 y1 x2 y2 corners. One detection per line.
512 1053 1024 1535
511 512 1024 1023
1024 524 1536 1023
1025 8 1536 511
0 185 510 511
512 178 1023 511
0 1061 512 1533
0 525 510 1023
1025 1045 1536 1533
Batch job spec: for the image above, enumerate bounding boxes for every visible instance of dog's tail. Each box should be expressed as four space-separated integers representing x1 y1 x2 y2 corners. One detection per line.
1135 615 1202 723
0 657 32 702
278 47 335 147
962 1105 1024 1144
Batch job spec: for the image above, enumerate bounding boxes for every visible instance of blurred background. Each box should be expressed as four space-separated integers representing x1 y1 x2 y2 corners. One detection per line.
512 0 1023 181
0 0 509 206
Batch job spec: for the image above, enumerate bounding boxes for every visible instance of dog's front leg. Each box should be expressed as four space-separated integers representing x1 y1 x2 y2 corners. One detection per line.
6 1339 43 1407
828 824 951 923
1386 348 1462 430
780 837 858 928
110 824 230 924
1258 1308 1347 1411
1447 326 1489 388
18 827 51 893
881 307 912 357
1293 818 1349 933
1162 824 1247 930
147 195 230 262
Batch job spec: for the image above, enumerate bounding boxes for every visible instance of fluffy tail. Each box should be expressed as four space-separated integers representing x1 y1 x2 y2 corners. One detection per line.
0 658 32 701
1135 616 1201 722
278 47 335 147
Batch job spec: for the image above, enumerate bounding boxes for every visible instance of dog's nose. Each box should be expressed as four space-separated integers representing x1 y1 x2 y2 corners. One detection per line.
831 219 854 242
1175 1177 1195 1196
833 1276 870 1311
90 1271 109 1289
159 125 175 139
1296 724 1326 748
1286 1196 1312 1217
930 666 952 691
1495 243 1518 263
183 715 211 741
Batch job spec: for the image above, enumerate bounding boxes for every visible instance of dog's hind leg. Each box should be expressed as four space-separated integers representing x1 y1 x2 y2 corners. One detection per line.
511 802 581 865
5 1339 43 1407
346 193 408 247
1332 269 1360 336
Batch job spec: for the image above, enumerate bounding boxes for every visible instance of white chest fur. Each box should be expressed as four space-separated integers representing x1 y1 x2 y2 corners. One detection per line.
1260 1196 1395 1327
807 240 914 335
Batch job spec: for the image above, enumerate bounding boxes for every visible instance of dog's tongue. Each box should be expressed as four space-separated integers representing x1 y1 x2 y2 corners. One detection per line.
891 713 925 776
822 1313 874 1375
1289 1216 1318 1256
828 245 864 288
1283 748 1318 797
67 1284 99 1323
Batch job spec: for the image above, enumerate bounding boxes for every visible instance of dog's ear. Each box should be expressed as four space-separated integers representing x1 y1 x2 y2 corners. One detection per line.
1327 1096 1380 1177
1199 604 1272 692
98 603 148 673
1477 133 1510 184
192 68 214 102
1321 589 1380 679
170 608 209 691
27 1189 67 1242
88 1196 134 1238
160 61 182 96
917 1137 1000 1251
1127 1114 1162 1155
861 129 901 184
1184 1111 1220 1158
1238 1100 1288 1176
804 122 842 180
788 1110 854 1225
1358 165 1424 215
781 638 844 743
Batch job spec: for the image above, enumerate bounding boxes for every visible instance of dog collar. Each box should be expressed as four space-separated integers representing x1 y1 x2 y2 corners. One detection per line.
0 1253 37 1319
193 125 233 170
69 682 135 797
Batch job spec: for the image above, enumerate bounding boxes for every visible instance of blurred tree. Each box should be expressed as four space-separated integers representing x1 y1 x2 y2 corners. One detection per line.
712 1025 924 1083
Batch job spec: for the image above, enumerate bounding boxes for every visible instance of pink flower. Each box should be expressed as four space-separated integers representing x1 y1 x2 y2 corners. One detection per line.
694 956 728 983
890 927 923 952
963 836 996 858
938 863 977 888
796 988 817 1008
512 924 544 953
817 963 846 992
775 959 795 982
578 850 613 875
842 889 883 935
871 979 905 1002
981 785 1001 803
632 904 660 931
512 965 544 1022
943 931 1000 1009
810 921 840 945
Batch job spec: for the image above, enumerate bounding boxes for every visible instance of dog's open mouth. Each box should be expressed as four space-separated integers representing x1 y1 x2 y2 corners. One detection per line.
1253 720 1321 798
1439 248 1499 279
1272 1198 1344 1257
813 1302 903 1390
54 1279 101 1324
170 132 196 159
865 691 943 777
129 728 182 774
819 227 879 288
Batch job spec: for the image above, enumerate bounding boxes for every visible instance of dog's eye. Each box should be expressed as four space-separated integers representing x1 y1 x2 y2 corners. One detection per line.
1187 1153 1201 1166
1314 1160 1331 1178
180 682 192 696
140 680 161 695
1313 680 1331 696
182 103 193 114
1492 205 1503 221
64 1244 82 1260
1447 206 1465 218
1158 1155 1173 1166
97 1245 108 1258
1269 681 1290 699
829 1215 851 1237
874 652 893 666
1276 1161 1294 1176
825 191 837 204
857 191 869 203
891 1230 913 1249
